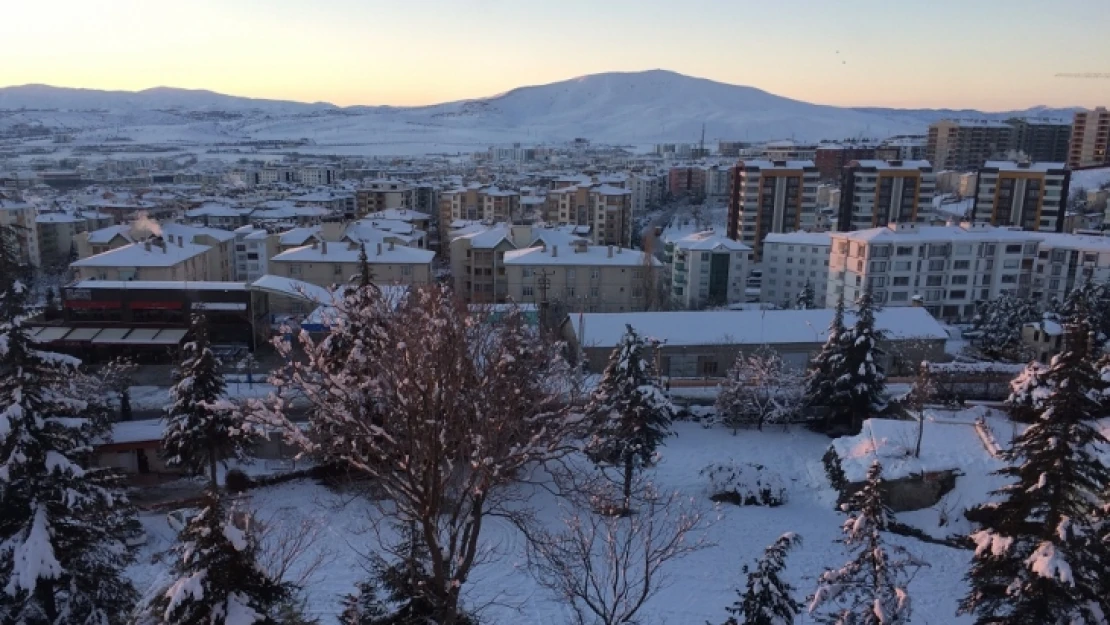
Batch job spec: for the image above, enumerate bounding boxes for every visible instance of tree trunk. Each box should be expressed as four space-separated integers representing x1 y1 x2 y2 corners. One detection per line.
623 455 633 514
208 443 219 490
35 580 57 623
914 410 924 458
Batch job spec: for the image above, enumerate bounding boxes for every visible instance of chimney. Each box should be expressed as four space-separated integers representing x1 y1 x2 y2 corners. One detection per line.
389 240 395 251
607 245 613 258
144 241 151 252
321 241 328 254
162 242 168 254
552 245 558 257
377 243 383 256
616 246 622 254
312 239 318 249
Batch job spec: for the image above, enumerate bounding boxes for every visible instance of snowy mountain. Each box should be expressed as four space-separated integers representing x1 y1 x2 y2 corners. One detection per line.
0 70 1081 151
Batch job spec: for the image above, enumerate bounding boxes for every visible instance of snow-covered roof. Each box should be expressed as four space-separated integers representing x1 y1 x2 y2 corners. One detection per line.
738 160 816 170
454 225 513 249
591 184 631 196
1023 231 1110 252
504 246 662 268
669 230 751 252
279 227 320 246
576 307 948 348
852 159 932 171
68 279 247 291
763 232 832 247
271 243 435 264
35 212 82 223
71 241 212 268
830 224 1040 244
981 161 1067 173
250 274 335 303
363 208 431 222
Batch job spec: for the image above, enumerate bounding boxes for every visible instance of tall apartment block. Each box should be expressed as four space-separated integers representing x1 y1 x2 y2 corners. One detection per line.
926 120 1014 171
1068 107 1110 169
972 161 1070 232
544 184 633 247
814 144 876 182
726 160 818 260
1006 118 1071 163
837 160 935 231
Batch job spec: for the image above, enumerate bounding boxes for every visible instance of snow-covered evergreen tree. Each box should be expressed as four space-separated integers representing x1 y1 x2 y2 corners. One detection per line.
1005 360 1051 424
796 281 815 310
960 319 1110 624
586 324 676 512
722 533 802 625
0 225 138 624
1058 277 1110 343
809 461 922 625
972 292 1041 361
148 490 287 625
339 581 389 625
826 289 887 434
803 295 847 416
163 313 256 488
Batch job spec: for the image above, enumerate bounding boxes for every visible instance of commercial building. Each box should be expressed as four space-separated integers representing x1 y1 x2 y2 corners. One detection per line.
1006 118 1071 163
503 240 662 313
1068 107 1110 169
760 232 832 308
926 120 1014 171
972 161 1069 232
725 160 819 260
663 231 752 309
837 160 935 231
826 222 1041 321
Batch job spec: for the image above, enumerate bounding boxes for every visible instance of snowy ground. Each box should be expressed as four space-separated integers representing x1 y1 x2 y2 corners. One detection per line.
128 421 986 624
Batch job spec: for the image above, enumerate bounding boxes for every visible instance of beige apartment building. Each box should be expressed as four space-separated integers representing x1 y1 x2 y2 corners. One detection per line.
440 185 521 225
973 161 1069 232
71 239 217 282
503 240 662 313
449 225 516 304
36 212 114 269
269 239 434 289
356 179 414 217
543 184 632 247
926 120 1013 171
726 160 819 260
76 223 234 281
837 160 936 231
1068 107 1110 169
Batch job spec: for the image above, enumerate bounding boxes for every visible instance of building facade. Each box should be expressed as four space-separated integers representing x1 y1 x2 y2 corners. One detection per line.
663 231 752 309
837 160 935 231
726 160 819 260
1068 107 1110 169
927 120 1014 171
1006 118 1071 163
814 145 876 182
972 161 1069 232
356 180 414 217
269 239 434 289
760 232 832 308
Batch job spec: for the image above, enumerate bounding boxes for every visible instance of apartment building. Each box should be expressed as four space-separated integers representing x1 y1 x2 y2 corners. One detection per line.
544 184 632 247
837 160 935 231
667 167 707 199
760 232 832 308
703 165 732 201
972 161 1070 232
356 179 414 217
449 225 516 304
440 185 521 224
926 120 1014 171
71 238 219 282
504 240 662 313
1068 107 1110 169
269 239 434 289
0 198 40 267
1029 232 1110 306
814 144 876 182
663 231 752 309
826 222 1041 321
629 174 663 215
875 136 928 161
35 212 114 269
232 225 281 282
725 160 819 260
1006 118 1071 163
762 142 818 162
76 223 235 281
297 165 337 186
291 191 355 218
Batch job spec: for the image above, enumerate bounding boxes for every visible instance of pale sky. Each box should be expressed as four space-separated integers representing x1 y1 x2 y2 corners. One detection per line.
2 0 1108 110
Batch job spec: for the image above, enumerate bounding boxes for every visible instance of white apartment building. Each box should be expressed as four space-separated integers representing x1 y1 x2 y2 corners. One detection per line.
1030 232 1110 306
826 222 1041 321
232 225 281 282
503 240 662 313
629 174 662 216
760 232 832 308
297 165 337 186
972 161 1068 232
703 165 731 201
663 231 752 309
838 160 936 231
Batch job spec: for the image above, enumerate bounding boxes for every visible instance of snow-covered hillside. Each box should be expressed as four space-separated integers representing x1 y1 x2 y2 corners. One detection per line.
0 70 1081 151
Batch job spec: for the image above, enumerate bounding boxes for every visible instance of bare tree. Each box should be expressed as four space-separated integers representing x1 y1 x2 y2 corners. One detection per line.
716 346 804 433
252 284 579 624
526 479 712 625
255 506 333 589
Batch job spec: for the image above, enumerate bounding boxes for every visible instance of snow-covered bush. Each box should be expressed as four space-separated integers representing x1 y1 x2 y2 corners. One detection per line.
822 446 847 492
701 461 788 507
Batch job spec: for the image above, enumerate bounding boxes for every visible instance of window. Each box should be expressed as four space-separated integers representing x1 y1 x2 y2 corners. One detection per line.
894 261 912 271
522 268 533 278
950 290 967 299
951 275 968 285
1005 244 1023 254
953 260 970 270
896 246 914 256
632 269 643 280
566 286 576 297
928 260 945 271
926 275 943 287
590 269 600 279
1084 253 1098 264
697 357 719 376
1051 250 1066 263
522 286 534 297
954 244 972 255
890 291 909 302
1001 274 1018 284
1003 259 1019 269
289 264 302 276
893 276 910 286
333 264 343 276
870 261 887 272
566 268 576 280
401 265 412 276
590 287 600 297
632 286 644 298
701 252 710 261
1051 265 1062 276
1049 279 1060 290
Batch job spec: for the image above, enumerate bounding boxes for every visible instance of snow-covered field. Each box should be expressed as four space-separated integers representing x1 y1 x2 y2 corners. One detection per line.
128 420 986 624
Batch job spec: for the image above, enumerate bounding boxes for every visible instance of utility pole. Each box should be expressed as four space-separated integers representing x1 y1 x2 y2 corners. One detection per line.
536 269 553 334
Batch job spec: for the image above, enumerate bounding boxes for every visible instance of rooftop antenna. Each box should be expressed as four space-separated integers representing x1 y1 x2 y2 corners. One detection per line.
699 123 706 157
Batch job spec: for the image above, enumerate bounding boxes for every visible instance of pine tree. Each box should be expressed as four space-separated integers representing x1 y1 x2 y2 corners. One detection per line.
827 290 887 434
722 533 802 625
149 490 287 625
339 582 389 625
972 292 1040 361
1005 360 1051 424
960 317 1110 624
0 226 138 624
1058 278 1110 343
586 324 676 513
804 295 847 416
809 462 922 625
796 281 815 310
163 313 256 488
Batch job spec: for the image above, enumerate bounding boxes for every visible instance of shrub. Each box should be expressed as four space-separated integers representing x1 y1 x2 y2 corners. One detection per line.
225 468 253 493
822 446 847 491
700 461 787 507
